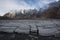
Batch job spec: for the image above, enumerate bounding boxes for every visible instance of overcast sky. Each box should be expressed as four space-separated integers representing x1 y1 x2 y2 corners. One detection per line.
0 0 59 16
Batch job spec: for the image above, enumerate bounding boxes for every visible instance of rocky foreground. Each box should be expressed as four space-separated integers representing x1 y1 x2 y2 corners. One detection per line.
0 31 60 40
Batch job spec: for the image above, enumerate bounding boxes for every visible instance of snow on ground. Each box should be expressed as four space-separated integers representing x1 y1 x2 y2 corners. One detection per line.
0 20 60 36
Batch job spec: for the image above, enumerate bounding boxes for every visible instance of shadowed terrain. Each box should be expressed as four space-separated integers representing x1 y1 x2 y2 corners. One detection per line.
0 31 60 40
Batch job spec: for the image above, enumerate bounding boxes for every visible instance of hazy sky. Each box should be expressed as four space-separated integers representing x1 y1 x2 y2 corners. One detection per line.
0 0 59 16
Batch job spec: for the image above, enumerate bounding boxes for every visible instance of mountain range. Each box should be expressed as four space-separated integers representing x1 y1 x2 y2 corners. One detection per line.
0 1 60 19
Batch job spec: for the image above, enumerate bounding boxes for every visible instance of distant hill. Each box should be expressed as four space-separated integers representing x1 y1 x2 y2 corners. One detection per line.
40 1 60 19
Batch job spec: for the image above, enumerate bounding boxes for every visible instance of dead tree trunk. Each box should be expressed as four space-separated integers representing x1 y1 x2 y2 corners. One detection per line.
36 25 39 36
29 25 32 34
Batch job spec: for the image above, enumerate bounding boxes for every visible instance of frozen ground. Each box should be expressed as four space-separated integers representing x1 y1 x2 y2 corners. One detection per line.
0 20 60 36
